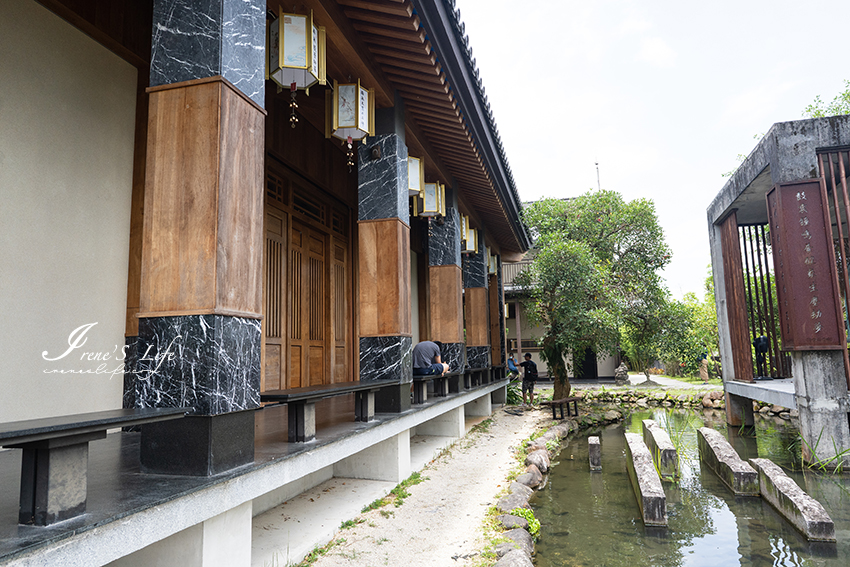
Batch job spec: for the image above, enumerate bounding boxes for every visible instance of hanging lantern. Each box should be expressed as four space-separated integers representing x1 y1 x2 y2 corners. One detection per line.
463 225 478 254
327 79 374 142
460 214 469 241
408 156 424 197
488 252 497 274
415 181 445 217
268 10 326 91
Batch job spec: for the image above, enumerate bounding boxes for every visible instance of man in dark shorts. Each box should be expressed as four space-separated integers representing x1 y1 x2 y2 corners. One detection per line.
412 340 449 376
519 352 538 407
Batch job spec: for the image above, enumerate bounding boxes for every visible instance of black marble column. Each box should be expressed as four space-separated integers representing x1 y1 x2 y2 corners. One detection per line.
357 130 412 411
463 244 489 289
358 135 408 222
428 207 462 268
466 346 490 370
150 0 265 107
135 315 260 475
139 0 265 476
441 342 465 373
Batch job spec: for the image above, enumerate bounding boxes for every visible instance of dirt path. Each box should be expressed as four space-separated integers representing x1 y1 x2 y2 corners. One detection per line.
308 405 551 567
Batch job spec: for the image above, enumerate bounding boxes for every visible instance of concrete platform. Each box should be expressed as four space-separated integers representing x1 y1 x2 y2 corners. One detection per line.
624 433 667 527
697 427 759 496
725 378 796 409
749 458 836 542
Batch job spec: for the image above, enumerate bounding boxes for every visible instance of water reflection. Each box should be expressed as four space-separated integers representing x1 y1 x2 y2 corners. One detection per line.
533 409 849 567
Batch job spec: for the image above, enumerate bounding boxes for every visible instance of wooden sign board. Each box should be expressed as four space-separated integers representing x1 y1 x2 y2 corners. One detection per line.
766 180 845 350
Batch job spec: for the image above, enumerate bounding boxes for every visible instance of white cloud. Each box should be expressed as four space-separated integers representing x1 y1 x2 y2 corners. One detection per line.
636 37 677 68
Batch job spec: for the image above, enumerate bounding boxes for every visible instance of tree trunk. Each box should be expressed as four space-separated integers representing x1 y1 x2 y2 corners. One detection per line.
542 335 571 399
553 378 572 400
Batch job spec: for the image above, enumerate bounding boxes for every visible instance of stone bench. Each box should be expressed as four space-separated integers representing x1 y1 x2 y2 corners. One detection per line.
261 379 398 442
0 407 188 526
642 419 678 480
697 427 758 495
750 458 836 542
540 397 580 420
465 367 488 388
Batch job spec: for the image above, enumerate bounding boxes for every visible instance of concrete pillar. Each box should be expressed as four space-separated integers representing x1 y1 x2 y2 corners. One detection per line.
334 431 411 483
491 383 507 405
725 392 755 428
514 299 523 357
489 257 506 366
791 351 850 468
135 0 266 476
464 235 491 369
465 393 492 417
427 187 465 371
416 406 465 438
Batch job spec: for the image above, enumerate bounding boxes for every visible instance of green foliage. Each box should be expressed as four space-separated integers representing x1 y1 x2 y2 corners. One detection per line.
517 191 671 389
509 507 541 539
506 379 522 405
804 80 850 118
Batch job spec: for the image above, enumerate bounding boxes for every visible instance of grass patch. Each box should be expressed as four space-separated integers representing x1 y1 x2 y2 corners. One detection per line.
360 472 428 513
339 518 365 530
292 538 345 566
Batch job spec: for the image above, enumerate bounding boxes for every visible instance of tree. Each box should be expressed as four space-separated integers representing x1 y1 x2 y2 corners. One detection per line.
516 191 671 398
804 80 850 118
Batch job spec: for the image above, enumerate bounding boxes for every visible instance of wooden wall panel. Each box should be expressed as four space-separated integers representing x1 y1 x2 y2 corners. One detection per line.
216 83 265 315
719 212 754 382
140 78 264 318
464 287 489 346
429 265 463 343
358 219 412 336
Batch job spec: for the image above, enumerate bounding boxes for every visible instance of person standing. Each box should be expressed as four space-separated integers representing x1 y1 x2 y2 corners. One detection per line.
507 354 519 380
519 352 538 407
412 340 449 376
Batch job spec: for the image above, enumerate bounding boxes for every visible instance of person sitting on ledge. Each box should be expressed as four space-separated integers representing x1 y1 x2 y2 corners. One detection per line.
412 340 450 376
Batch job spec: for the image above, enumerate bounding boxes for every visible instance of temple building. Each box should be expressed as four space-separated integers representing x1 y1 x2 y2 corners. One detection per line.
707 115 850 469
0 1 530 564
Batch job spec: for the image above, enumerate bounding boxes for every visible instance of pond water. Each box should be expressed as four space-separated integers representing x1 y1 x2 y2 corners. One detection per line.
532 409 850 566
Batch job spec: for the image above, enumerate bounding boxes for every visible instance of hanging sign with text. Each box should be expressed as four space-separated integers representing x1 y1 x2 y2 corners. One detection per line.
766 179 845 350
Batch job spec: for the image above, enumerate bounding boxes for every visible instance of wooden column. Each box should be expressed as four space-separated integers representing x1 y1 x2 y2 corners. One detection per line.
426 205 465 371
489 271 504 366
719 211 754 382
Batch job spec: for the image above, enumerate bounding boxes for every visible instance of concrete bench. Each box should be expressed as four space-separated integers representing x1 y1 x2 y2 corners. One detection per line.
540 397 580 420
261 380 398 442
0 407 188 526
642 419 678 480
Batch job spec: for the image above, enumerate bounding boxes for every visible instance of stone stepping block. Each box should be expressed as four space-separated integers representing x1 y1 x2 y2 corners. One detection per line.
697 427 758 496
588 436 601 471
642 419 678 480
624 432 667 526
750 458 836 542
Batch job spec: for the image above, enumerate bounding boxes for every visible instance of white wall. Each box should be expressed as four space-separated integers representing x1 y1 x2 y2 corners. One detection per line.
0 1 137 422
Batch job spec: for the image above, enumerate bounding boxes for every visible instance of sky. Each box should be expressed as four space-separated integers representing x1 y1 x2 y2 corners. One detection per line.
457 0 850 299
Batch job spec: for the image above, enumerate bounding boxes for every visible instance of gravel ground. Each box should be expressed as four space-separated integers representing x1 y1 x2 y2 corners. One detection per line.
308 403 552 567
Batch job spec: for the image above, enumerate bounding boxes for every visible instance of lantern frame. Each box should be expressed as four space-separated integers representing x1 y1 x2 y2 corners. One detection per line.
327 79 375 141
408 156 425 197
268 10 326 91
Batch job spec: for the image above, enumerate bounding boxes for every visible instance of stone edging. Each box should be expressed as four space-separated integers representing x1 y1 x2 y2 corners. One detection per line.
487 408 625 567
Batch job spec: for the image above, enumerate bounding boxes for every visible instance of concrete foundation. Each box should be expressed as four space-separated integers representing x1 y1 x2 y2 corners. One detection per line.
623 432 667 527
109 501 252 567
588 436 601 471
791 351 850 469
334 431 412 483
749 458 835 542
642 420 678 480
415 406 465 438
465 393 492 417
491 384 507 405
697 427 758 496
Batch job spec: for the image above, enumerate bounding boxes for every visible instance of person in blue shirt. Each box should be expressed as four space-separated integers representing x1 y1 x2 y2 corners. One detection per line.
507 354 519 380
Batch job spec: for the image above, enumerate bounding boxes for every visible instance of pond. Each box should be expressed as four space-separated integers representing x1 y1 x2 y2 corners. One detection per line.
532 409 850 566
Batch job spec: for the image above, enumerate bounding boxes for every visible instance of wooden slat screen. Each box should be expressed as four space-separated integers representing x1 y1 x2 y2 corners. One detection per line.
720 211 755 381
